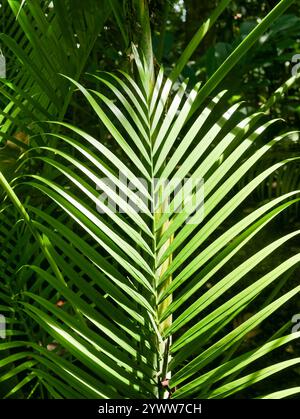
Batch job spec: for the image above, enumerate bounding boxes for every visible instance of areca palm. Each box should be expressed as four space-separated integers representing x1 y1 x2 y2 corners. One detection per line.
1 0 300 400
1 44 300 398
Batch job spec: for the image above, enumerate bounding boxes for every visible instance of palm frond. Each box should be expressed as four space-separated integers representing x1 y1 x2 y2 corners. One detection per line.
1 47 300 398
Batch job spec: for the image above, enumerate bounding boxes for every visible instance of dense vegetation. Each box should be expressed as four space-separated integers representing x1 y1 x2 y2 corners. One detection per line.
0 0 300 399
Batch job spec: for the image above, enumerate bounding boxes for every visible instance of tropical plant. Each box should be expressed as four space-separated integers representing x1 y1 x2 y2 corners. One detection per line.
0 0 110 146
0 0 300 400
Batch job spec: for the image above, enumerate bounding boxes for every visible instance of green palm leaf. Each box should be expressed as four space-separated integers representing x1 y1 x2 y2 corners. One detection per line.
1 43 300 398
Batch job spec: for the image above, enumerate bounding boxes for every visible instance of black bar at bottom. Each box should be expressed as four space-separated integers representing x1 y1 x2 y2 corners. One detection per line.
0 399 296 417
